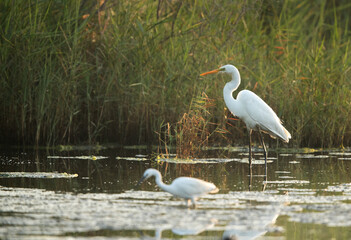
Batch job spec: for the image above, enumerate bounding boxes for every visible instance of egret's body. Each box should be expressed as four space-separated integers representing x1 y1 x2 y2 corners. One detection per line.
201 65 291 183
137 168 218 207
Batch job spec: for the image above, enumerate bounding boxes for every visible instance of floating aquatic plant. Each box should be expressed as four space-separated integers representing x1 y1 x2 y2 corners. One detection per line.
47 155 107 161
0 172 78 178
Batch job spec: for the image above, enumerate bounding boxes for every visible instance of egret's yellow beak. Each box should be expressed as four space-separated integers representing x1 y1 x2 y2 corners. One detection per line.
200 69 221 76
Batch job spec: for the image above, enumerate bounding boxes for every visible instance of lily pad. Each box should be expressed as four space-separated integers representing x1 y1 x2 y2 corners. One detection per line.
0 172 78 179
156 157 225 164
57 145 106 151
47 155 107 161
338 157 351 160
278 176 295 179
296 154 330 159
154 156 274 164
264 180 310 185
329 152 351 156
289 160 300 164
279 153 293 156
237 158 274 164
324 183 351 193
116 156 148 161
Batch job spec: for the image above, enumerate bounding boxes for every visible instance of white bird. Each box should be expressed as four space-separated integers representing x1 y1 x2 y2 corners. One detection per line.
137 168 219 208
200 64 291 183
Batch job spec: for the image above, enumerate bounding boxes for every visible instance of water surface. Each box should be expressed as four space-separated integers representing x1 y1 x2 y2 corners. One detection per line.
1 146 351 239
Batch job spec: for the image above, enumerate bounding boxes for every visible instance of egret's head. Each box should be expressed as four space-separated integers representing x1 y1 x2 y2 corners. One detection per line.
219 64 237 74
136 168 158 187
200 64 237 76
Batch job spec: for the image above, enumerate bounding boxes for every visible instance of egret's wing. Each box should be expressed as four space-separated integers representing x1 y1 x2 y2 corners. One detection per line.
172 177 218 198
238 90 290 141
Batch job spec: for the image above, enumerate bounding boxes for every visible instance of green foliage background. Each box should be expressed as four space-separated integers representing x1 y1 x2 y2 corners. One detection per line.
1 0 350 147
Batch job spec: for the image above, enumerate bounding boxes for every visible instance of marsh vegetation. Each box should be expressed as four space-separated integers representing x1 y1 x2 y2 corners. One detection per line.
1 0 350 149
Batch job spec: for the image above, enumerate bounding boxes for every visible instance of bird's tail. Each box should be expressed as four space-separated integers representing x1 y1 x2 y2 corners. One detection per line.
262 123 291 143
210 187 219 194
281 127 291 143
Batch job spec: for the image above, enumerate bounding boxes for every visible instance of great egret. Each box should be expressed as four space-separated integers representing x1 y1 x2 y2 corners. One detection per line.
200 64 291 183
137 168 219 208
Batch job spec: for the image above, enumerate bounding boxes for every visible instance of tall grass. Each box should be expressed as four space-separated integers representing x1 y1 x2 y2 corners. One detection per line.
0 0 350 148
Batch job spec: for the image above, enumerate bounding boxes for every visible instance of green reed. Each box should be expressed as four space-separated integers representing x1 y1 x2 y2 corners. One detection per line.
0 0 350 148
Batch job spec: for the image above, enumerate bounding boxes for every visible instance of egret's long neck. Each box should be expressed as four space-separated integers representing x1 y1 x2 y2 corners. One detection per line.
223 68 241 114
154 172 171 193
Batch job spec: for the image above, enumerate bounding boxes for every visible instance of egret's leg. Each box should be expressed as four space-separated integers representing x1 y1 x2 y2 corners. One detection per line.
248 129 253 190
191 198 197 209
258 129 267 191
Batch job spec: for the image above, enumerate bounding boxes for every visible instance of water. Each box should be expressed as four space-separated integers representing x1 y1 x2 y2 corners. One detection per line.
1 146 351 239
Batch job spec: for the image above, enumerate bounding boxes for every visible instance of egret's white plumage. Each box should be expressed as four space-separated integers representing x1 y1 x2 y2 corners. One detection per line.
200 64 291 182
137 168 218 207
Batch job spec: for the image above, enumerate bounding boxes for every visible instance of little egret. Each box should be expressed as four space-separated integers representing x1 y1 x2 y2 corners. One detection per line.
137 168 219 208
200 64 291 183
